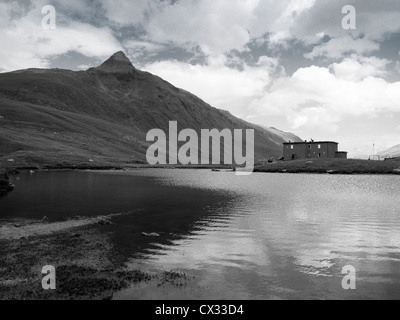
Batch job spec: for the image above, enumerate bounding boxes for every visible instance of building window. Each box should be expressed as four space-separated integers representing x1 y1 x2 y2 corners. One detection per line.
318 144 321 149
291 145 294 149
308 144 311 149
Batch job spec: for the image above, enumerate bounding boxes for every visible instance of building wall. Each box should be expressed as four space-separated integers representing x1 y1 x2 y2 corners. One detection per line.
335 152 348 159
283 142 339 160
283 144 306 160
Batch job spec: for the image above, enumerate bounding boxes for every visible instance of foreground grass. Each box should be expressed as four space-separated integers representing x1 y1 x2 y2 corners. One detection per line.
254 158 400 175
0 217 192 300
0 150 237 172
0 221 147 300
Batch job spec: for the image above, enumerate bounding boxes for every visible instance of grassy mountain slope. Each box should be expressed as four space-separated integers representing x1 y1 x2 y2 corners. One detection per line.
0 52 301 169
379 144 400 159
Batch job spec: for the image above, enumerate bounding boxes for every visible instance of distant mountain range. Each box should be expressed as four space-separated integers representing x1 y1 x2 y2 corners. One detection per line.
0 51 301 168
379 144 400 159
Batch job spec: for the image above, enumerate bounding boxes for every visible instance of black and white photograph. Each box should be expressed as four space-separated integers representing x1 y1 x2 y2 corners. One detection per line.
1 0 400 306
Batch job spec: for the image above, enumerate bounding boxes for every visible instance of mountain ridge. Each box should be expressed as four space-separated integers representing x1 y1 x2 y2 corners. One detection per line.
92 51 137 74
0 52 302 168
379 144 400 159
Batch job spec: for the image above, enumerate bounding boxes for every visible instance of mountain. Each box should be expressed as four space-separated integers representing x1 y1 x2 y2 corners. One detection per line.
379 144 400 159
261 126 302 145
95 51 137 74
0 51 302 168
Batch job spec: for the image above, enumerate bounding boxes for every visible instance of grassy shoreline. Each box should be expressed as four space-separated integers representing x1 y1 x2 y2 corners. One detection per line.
254 158 400 175
0 215 145 300
2 149 400 175
0 153 235 173
0 215 193 300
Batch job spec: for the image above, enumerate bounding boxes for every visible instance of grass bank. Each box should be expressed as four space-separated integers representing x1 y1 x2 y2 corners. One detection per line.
0 150 236 172
254 158 400 175
0 215 193 300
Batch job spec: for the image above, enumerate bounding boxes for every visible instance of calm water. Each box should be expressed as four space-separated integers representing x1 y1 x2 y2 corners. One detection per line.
1 169 400 300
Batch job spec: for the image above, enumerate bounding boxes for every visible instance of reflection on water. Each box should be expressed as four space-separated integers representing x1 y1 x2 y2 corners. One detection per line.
2 170 400 299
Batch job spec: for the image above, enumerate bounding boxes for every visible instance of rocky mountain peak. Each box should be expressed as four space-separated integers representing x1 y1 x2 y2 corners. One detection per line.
94 51 136 74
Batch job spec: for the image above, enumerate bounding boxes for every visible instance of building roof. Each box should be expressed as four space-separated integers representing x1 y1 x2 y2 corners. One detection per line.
283 141 339 145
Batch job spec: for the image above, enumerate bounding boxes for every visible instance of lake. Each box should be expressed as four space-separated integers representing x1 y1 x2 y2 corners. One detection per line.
1 169 400 299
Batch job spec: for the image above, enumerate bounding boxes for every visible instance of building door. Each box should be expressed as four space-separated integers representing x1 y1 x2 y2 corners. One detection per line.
292 154 295 160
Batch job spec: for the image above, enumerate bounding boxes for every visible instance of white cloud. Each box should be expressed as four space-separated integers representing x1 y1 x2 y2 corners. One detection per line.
330 55 390 81
288 1 400 62
143 54 282 118
101 0 318 55
252 66 400 133
305 37 380 60
0 3 11 28
101 0 155 26
249 0 316 39
4 0 399 67
0 1 122 72
136 0 399 60
123 39 167 62
76 64 92 70
145 0 257 55
292 1 400 40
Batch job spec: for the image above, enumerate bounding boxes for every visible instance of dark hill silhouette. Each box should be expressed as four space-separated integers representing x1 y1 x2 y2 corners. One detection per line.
0 52 301 168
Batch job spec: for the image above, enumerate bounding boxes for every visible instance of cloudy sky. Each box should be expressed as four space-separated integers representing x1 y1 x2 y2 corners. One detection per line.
1 0 400 157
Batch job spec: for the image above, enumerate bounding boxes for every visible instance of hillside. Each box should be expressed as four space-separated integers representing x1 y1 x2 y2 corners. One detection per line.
0 51 301 169
379 144 400 159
